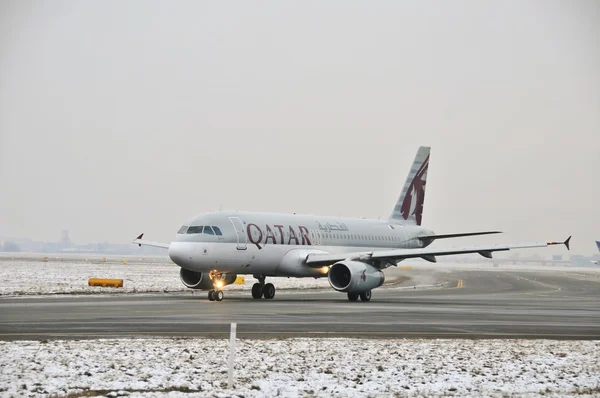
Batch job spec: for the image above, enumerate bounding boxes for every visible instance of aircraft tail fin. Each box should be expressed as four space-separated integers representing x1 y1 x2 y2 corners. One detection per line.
389 146 430 225
596 241 600 252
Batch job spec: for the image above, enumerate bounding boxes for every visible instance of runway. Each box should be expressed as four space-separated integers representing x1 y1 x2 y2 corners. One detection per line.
1 270 599 340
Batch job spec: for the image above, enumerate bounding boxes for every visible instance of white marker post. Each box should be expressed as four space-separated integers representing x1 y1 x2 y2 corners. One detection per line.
228 322 237 389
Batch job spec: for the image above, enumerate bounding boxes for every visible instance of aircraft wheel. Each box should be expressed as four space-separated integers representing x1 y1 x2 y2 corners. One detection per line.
208 289 215 301
262 283 276 299
215 290 224 301
251 283 263 299
359 290 372 302
347 292 359 302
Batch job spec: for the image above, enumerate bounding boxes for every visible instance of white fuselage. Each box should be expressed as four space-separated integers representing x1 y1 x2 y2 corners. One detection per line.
168 211 433 277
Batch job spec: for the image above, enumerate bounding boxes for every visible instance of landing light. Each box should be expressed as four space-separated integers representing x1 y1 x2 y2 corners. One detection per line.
215 280 224 289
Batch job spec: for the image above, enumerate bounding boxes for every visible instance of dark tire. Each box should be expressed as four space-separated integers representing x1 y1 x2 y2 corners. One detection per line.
215 290 224 301
252 283 263 299
262 283 276 299
359 290 372 302
347 292 359 301
208 290 215 301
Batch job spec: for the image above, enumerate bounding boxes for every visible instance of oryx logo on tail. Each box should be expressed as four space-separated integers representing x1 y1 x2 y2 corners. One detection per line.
400 154 428 225
389 146 430 226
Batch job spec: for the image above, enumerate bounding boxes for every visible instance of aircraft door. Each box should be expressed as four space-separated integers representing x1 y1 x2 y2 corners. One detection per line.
309 229 322 246
229 217 247 250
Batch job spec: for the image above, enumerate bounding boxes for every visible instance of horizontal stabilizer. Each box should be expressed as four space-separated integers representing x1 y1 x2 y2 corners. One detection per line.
417 231 502 242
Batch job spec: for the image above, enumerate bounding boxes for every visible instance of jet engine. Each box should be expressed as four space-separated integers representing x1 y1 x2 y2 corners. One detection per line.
328 261 385 293
179 268 237 290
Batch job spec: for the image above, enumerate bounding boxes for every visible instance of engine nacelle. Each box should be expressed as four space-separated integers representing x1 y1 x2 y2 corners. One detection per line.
179 268 237 290
328 261 385 293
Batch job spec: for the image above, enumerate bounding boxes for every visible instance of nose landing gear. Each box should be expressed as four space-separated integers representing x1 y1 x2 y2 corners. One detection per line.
208 289 223 301
252 275 276 300
208 271 225 302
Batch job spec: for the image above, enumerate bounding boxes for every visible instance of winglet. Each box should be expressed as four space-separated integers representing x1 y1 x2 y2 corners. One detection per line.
547 236 571 250
131 234 170 249
564 236 571 251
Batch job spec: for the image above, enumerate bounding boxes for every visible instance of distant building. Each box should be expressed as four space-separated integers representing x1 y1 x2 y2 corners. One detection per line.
1 240 21 252
60 229 71 249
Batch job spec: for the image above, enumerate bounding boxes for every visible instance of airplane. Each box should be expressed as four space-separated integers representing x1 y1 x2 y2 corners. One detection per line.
592 241 600 265
133 146 570 302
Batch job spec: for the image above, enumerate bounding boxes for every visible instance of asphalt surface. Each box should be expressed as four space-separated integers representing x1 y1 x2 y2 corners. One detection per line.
1 270 599 340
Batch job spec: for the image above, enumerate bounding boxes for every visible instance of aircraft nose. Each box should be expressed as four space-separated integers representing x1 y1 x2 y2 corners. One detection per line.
168 242 190 267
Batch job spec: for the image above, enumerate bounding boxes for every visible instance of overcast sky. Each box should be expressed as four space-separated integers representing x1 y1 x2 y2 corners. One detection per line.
1 1 598 255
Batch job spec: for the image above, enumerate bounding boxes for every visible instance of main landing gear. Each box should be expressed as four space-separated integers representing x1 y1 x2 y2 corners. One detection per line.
347 290 372 302
252 275 275 300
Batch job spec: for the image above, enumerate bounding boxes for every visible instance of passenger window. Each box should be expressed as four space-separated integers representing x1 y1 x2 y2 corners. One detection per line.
178 226 189 234
212 226 222 236
187 226 203 234
204 226 215 235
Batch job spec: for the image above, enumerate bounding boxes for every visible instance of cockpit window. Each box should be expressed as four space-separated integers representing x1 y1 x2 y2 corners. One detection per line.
203 226 215 235
212 226 222 236
178 226 189 234
187 226 203 234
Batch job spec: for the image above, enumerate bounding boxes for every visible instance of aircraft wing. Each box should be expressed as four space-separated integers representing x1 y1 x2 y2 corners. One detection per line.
416 231 501 242
305 236 571 267
132 233 170 249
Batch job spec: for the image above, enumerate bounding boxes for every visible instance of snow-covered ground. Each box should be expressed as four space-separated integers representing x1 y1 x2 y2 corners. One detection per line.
0 258 335 295
0 338 598 397
1 254 598 296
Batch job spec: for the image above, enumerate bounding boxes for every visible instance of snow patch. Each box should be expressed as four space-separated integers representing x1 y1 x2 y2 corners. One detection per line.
0 260 333 296
0 339 598 397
